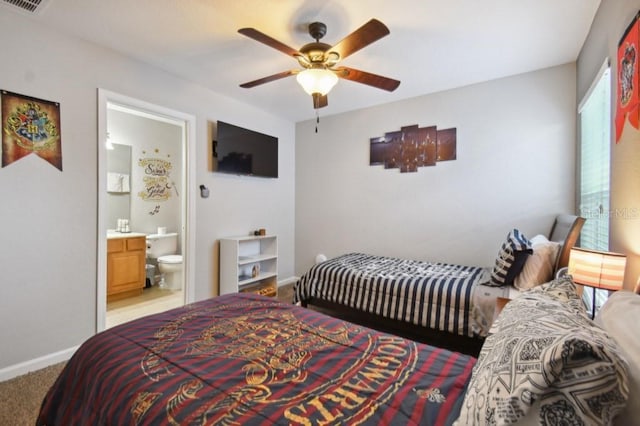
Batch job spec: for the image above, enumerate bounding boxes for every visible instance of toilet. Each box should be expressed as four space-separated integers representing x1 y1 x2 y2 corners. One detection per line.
146 232 183 290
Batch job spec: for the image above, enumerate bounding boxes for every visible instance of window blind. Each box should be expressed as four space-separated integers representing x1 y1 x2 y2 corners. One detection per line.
578 64 611 316
579 66 610 252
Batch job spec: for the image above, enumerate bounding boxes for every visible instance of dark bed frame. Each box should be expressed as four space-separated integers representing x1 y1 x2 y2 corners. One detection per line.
301 215 586 357
304 298 486 356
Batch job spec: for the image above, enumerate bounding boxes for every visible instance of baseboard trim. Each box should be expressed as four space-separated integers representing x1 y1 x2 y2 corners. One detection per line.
278 276 299 287
0 346 78 382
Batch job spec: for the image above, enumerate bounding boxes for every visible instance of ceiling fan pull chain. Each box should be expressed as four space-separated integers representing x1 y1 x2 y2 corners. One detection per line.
315 110 320 133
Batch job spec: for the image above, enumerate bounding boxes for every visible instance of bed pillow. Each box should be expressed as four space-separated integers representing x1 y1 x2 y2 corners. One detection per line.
488 229 533 287
514 234 561 290
455 277 630 425
596 291 640 426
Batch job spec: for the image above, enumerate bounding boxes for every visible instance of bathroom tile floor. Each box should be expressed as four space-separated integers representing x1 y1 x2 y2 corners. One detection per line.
106 286 184 329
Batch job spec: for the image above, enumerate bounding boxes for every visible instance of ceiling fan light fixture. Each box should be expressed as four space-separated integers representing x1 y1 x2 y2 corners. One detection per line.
296 68 338 96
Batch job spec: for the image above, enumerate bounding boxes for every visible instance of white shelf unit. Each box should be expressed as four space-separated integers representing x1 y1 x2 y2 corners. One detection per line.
219 235 278 297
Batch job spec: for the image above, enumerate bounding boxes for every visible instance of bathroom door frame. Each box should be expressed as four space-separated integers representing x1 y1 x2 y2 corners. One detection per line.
96 89 196 332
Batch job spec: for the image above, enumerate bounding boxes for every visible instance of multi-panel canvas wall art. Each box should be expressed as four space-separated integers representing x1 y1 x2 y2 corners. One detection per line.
370 124 456 173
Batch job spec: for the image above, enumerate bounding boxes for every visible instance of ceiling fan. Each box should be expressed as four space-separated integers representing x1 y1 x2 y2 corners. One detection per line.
238 19 401 109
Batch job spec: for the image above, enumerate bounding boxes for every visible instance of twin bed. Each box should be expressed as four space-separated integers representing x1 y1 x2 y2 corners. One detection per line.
294 215 585 354
39 292 475 425
294 253 488 353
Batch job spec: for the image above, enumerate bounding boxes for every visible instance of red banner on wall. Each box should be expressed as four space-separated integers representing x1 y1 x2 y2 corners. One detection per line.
1 90 62 170
615 13 640 143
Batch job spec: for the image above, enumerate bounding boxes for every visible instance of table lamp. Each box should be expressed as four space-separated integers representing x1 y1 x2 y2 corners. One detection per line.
568 247 626 319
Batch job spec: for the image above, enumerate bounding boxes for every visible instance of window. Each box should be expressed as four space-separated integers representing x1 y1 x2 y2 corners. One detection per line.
578 62 611 316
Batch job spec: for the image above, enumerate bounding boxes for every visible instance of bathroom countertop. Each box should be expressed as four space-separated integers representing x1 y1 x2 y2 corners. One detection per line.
107 231 147 239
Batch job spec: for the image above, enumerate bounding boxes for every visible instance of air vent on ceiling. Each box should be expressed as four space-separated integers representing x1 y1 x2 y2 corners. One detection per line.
1 0 51 14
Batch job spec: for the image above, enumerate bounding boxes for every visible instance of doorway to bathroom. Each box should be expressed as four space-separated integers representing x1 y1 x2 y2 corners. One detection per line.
97 89 196 332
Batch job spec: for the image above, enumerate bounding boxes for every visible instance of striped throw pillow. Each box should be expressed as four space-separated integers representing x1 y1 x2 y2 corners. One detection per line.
489 229 532 286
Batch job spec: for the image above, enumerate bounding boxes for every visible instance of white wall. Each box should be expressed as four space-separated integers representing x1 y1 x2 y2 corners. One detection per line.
0 12 295 372
295 64 576 274
577 0 640 291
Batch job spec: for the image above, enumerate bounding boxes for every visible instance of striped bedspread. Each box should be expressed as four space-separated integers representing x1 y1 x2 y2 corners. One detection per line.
38 293 476 425
294 253 490 338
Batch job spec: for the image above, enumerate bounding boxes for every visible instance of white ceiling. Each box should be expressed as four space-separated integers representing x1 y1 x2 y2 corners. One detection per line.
5 0 600 122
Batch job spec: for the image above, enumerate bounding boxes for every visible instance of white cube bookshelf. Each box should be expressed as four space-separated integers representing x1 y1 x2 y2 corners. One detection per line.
219 235 278 297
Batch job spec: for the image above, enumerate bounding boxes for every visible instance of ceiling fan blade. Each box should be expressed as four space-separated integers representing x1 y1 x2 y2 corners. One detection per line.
333 66 400 92
328 19 390 61
238 28 301 57
312 93 328 109
239 70 297 88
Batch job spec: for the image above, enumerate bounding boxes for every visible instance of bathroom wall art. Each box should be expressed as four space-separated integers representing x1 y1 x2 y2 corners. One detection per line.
137 149 176 207
1 90 62 170
370 124 456 173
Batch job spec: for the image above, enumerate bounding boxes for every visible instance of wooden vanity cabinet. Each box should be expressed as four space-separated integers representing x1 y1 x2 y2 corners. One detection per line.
107 236 146 302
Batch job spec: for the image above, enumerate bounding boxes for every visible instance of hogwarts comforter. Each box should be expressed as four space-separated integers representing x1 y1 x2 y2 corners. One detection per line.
38 292 475 425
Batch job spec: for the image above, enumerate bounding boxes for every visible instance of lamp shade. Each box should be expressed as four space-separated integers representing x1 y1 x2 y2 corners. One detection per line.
568 247 626 290
296 68 339 96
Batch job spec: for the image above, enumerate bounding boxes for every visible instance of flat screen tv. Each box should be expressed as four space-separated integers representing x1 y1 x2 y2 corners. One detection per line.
213 121 278 178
